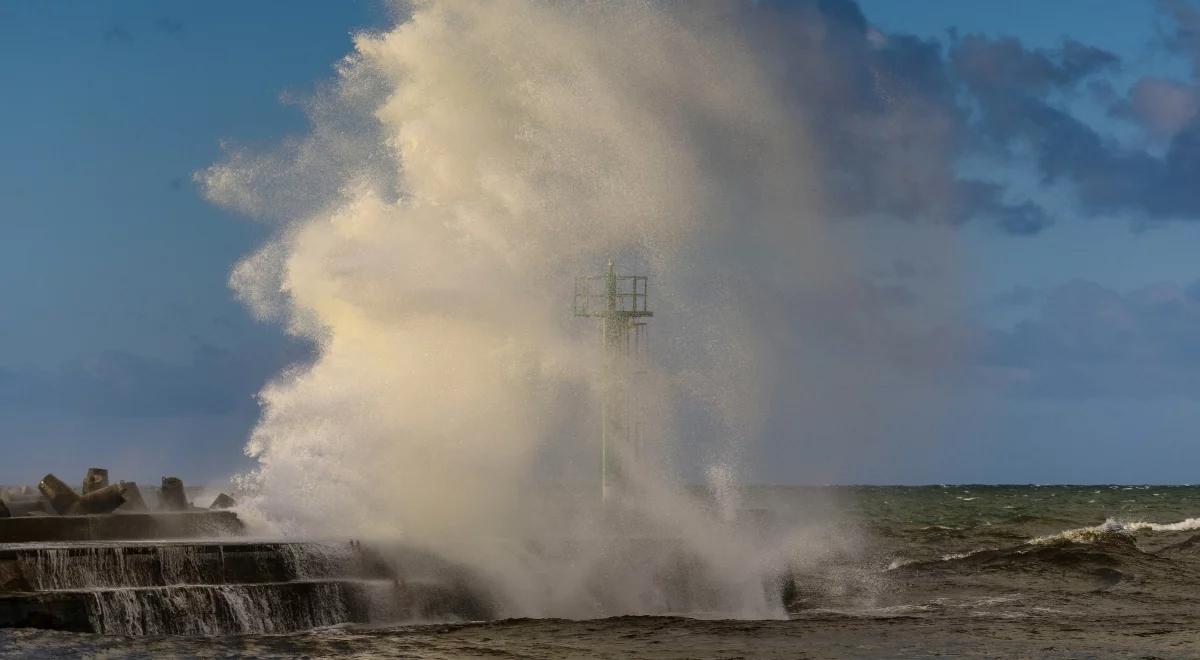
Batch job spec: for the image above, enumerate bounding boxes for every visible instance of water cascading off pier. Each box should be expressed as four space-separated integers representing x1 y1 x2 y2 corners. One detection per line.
0 540 489 634
0 472 490 634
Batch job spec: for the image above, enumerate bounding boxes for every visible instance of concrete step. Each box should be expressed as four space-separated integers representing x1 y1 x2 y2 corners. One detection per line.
0 577 484 634
0 511 243 543
0 540 377 591
0 539 492 634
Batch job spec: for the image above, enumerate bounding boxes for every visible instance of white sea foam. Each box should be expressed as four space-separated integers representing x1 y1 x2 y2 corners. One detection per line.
884 548 992 571
1030 516 1200 545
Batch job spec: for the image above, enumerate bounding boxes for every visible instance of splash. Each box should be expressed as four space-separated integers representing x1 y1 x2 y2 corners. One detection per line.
201 1 864 619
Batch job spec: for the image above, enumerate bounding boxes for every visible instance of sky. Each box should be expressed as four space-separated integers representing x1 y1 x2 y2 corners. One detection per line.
3 0 1200 485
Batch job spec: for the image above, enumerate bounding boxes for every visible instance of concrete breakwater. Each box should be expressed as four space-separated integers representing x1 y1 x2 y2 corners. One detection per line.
2 469 231 519
1 469 243 543
0 540 491 634
0 511 243 544
0 469 490 635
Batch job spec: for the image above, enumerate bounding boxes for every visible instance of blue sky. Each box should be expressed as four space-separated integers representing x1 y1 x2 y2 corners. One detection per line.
0 1 385 482
4 1 1200 485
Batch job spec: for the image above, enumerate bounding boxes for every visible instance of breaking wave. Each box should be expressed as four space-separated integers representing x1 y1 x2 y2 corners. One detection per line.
199 0 880 620
888 515 1200 576
1029 516 1200 545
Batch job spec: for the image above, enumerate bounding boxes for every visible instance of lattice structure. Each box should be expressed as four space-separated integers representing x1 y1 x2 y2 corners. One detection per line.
574 260 652 501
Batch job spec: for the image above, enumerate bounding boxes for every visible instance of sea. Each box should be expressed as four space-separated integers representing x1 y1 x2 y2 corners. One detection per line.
3 485 1199 658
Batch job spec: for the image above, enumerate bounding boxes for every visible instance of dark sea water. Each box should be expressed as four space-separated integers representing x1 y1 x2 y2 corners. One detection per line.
4 485 1200 658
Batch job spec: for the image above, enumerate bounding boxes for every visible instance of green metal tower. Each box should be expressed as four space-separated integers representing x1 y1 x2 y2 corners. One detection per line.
574 260 652 501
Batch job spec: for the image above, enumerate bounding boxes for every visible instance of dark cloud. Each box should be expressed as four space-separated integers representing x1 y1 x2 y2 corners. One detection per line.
730 2 1059 234
952 35 1118 98
949 34 1122 186
978 280 1200 399
905 2 1200 226
1160 0 1200 75
0 340 311 418
733 2 1200 402
958 2 1200 223
1111 77 1200 139
739 1 1200 231
961 181 1053 235
1112 4 1200 141
944 35 1158 222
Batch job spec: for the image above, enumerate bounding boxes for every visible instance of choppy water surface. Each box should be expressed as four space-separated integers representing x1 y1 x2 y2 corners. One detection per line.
6 485 1200 658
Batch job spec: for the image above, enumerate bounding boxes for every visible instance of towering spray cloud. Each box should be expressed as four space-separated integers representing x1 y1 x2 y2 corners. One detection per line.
200 1 924 617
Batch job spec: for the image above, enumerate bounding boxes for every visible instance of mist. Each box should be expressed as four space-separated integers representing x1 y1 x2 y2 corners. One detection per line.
200 0 959 618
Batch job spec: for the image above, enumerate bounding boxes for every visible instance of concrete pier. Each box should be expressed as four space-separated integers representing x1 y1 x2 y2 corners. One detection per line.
0 539 490 634
0 468 491 635
0 511 243 543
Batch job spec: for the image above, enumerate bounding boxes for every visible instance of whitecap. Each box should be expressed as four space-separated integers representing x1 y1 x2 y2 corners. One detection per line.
1029 516 1200 545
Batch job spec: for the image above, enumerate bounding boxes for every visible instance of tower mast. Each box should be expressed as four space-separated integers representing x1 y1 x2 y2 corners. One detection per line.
574 260 652 501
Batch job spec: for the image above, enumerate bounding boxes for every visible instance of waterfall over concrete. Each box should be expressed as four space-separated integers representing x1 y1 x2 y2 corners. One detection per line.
0 541 489 634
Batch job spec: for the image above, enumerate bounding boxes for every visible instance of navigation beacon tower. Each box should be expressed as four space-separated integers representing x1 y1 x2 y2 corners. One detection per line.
573 260 652 501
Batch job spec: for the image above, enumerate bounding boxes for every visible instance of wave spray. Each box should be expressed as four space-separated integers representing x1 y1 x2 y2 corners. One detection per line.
202 1 859 619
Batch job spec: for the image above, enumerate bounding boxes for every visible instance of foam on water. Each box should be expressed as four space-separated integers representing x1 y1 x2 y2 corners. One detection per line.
1030 516 1200 545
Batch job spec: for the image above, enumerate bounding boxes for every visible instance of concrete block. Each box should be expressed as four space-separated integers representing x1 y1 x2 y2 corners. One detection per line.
73 484 126 515
159 477 189 511
81 468 108 494
117 481 149 512
37 474 80 515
